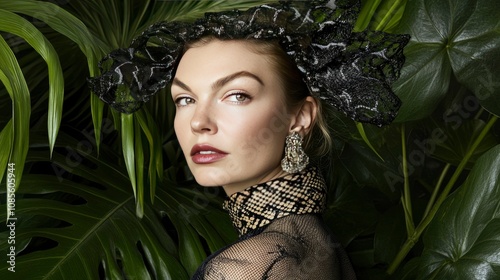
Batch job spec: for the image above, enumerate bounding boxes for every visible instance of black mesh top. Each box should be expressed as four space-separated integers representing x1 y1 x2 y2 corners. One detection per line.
192 167 356 279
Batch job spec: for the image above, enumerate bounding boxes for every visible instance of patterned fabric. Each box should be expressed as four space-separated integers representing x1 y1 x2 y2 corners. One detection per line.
88 0 409 126
223 167 326 236
191 167 357 279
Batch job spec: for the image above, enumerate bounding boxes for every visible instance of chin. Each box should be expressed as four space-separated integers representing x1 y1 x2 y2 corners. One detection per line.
193 176 220 187
191 168 230 187
189 160 245 186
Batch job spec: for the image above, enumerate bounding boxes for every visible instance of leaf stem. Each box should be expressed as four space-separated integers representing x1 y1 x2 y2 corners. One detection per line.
474 108 485 120
423 163 450 219
401 124 415 236
387 115 498 274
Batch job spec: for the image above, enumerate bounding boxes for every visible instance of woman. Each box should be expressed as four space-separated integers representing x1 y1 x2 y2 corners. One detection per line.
89 1 408 279
174 37 355 279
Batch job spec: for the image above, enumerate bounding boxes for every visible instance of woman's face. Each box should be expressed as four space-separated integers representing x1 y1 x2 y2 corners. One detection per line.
171 40 292 195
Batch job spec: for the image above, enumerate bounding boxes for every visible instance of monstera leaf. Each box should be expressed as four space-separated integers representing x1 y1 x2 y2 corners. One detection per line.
0 133 235 279
403 145 500 279
393 0 500 121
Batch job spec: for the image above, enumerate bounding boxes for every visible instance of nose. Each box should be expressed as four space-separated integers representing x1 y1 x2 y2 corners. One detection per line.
190 102 217 134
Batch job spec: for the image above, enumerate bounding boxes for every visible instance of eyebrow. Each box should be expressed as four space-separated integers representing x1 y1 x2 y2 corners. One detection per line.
172 71 264 93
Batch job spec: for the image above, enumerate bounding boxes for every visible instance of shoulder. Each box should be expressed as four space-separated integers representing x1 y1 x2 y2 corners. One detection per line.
201 215 352 279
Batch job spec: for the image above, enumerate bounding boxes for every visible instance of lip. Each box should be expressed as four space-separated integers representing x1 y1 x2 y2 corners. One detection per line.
190 144 228 164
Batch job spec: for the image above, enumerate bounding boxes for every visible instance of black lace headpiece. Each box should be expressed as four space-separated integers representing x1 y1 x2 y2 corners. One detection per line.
88 0 409 126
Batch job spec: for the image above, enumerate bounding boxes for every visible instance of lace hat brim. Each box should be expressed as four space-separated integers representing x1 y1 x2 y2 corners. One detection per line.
88 0 409 126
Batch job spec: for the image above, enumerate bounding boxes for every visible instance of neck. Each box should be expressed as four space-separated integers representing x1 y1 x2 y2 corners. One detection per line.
223 166 326 236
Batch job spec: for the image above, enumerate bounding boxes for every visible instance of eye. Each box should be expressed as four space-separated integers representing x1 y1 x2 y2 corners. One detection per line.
226 92 251 103
175 96 195 107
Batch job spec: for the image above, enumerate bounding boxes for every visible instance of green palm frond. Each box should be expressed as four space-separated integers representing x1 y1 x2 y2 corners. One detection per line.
0 26 30 192
0 0 104 156
355 0 408 32
0 9 64 160
0 0 102 193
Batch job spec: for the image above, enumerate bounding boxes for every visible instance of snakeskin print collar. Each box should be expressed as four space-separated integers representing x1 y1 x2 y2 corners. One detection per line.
223 167 326 236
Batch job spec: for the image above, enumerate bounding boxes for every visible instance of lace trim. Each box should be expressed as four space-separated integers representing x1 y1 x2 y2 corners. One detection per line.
223 167 326 236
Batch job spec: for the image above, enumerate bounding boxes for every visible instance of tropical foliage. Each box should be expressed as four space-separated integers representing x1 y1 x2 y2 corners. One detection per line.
1 0 499 279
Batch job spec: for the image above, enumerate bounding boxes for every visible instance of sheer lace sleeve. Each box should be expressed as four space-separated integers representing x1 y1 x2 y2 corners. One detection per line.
193 215 356 280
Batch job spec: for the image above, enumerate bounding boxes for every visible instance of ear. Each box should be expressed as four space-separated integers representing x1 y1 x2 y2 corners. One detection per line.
289 96 318 136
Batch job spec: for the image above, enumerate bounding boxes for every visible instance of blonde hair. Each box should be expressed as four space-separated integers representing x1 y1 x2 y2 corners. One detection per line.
183 36 332 158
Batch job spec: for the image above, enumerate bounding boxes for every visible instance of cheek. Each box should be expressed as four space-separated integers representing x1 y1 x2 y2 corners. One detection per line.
251 106 290 139
230 110 288 157
173 114 189 151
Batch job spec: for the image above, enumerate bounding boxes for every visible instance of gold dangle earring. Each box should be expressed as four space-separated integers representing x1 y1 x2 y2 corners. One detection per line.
281 131 309 173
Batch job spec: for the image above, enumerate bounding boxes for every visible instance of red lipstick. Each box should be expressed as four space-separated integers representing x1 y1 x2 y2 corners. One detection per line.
190 144 228 164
